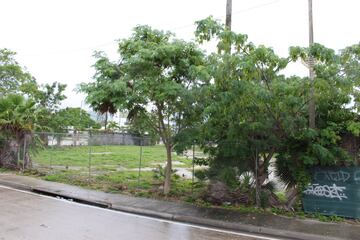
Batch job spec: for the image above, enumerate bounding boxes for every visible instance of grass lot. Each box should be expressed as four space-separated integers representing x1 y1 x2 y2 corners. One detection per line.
41 170 156 191
25 144 205 201
32 145 193 169
26 168 201 200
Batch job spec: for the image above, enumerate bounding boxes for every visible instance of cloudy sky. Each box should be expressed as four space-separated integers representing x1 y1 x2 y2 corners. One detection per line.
1 0 359 108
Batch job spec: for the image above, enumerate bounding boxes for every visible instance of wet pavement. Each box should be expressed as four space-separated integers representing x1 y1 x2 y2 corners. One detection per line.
0 186 279 240
0 173 357 240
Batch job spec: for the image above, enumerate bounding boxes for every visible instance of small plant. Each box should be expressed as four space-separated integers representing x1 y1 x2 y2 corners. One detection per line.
152 164 165 180
328 215 344 222
239 172 254 192
152 164 178 181
194 169 208 181
184 196 196 203
217 167 239 189
275 192 287 204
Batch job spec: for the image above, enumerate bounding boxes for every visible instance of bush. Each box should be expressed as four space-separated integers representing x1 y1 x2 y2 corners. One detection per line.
194 169 208 181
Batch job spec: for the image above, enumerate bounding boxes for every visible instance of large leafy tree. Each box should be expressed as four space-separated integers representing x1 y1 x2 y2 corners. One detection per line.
81 26 207 194
276 43 360 188
194 17 293 204
194 17 359 207
116 26 207 194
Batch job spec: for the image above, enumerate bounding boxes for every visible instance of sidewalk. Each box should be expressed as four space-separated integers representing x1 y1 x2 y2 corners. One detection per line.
0 173 358 240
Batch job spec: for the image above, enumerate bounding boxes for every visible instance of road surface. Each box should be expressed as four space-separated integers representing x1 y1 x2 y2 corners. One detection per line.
0 186 283 240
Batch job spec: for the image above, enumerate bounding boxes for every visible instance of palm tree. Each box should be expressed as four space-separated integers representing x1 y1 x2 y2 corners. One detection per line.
0 94 38 169
79 51 120 130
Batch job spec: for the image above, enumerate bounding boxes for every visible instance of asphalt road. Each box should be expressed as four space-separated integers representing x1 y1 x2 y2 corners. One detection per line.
0 186 283 240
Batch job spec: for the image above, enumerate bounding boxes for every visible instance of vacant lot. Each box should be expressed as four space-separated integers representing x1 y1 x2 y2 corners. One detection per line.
29 145 201 194
33 145 193 170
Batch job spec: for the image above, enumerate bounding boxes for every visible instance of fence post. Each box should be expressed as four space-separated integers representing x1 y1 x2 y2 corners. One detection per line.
192 141 195 195
255 147 260 208
88 132 92 181
22 135 27 171
50 133 54 171
137 137 143 189
16 140 20 169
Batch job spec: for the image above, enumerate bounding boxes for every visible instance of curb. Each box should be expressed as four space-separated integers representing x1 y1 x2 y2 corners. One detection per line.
0 179 33 192
0 180 347 240
172 215 342 240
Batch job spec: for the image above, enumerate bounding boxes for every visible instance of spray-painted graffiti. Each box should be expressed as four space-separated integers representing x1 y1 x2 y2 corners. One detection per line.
314 170 350 182
303 184 348 201
328 171 350 182
354 171 360 183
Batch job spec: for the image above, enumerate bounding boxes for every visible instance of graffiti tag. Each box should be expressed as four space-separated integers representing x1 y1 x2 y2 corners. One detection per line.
354 171 360 183
314 170 350 182
303 184 348 201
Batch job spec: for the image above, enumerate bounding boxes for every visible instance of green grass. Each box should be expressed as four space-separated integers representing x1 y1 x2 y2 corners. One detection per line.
0 167 9 173
275 191 287 204
43 170 155 192
40 169 199 198
27 144 203 200
32 145 193 169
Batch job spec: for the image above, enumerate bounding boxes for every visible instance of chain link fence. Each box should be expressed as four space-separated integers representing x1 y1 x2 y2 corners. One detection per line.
24 132 203 193
1 133 286 204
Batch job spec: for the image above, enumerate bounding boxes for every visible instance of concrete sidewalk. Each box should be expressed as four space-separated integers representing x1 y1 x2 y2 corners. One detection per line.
0 173 358 240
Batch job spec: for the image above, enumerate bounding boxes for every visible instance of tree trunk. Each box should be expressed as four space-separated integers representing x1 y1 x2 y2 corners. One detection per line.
104 112 108 130
56 134 62 146
254 148 262 208
39 133 48 146
0 138 32 170
23 150 32 169
286 187 299 211
0 140 20 169
257 161 268 186
72 130 77 146
163 143 172 195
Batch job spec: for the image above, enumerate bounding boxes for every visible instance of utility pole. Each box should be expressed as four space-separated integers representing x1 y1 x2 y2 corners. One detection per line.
226 0 232 30
308 0 316 129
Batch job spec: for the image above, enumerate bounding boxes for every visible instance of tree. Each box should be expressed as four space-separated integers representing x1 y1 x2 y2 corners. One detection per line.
194 17 292 206
1 48 68 134
118 26 207 194
32 82 67 145
52 107 101 131
107 121 121 131
34 82 67 112
0 49 37 96
0 94 39 169
79 52 119 130
89 26 207 194
194 17 359 208
275 43 360 207
0 48 72 166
